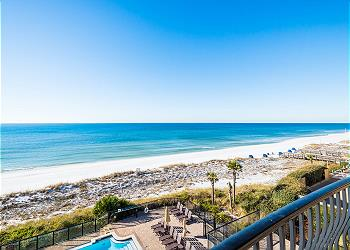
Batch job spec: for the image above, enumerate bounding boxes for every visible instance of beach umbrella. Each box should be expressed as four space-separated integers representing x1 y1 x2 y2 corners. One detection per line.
164 206 171 228
182 219 187 237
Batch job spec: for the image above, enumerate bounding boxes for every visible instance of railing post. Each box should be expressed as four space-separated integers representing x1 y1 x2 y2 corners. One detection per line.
81 223 84 236
204 220 207 237
52 231 55 245
36 235 39 249
18 240 21 250
95 218 97 232
67 227 70 240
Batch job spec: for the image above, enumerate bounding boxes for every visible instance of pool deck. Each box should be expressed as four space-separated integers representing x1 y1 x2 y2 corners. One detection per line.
47 208 207 249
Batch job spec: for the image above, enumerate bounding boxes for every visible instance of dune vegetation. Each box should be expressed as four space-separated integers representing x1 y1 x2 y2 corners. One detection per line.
0 161 341 245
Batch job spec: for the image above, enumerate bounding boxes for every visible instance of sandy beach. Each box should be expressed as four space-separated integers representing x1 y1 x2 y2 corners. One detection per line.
1 132 349 195
0 132 349 228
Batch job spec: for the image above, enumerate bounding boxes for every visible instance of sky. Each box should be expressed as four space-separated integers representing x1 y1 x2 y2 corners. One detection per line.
1 0 349 123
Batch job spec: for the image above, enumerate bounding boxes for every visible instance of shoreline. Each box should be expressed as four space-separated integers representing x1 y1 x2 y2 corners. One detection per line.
1 132 349 195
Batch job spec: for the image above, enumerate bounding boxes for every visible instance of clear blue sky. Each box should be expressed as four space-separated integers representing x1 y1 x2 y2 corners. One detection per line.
1 0 348 123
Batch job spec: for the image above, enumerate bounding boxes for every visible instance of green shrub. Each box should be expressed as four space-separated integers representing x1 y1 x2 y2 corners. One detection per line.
258 163 327 214
177 190 191 202
194 201 231 223
263 188 297 214
287 163 325 186
327 162 342 173
214 189 226 199
93 195 130 216
340 161 349 168
277 176 305 196
216 211 232 224
236 185 272 213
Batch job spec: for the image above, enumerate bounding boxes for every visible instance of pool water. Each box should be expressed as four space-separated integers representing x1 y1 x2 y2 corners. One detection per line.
77 236 139 250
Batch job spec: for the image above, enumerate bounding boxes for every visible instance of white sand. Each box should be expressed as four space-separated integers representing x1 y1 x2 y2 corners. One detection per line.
1 132 349 195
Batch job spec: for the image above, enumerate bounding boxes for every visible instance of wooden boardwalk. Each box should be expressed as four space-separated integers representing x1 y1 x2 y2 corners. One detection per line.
281 151 348 163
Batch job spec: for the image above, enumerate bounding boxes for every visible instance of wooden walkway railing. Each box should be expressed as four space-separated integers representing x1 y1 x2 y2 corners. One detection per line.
212 177 350 250
281 152 347 163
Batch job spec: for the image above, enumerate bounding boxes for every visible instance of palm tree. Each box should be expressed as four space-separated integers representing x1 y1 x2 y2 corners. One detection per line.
207 172 218 205
227 182 233 212
227 159 242 209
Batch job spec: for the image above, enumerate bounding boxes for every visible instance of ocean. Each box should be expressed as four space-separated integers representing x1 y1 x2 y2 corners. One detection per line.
1 123 348 172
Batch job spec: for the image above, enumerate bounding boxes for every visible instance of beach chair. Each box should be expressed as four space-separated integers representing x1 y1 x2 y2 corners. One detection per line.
165 233 184 250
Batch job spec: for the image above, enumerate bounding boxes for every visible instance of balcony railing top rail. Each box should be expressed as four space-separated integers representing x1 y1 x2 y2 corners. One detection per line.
213 177 350 250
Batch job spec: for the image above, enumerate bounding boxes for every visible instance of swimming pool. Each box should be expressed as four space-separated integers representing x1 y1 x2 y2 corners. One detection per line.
76 235 140 250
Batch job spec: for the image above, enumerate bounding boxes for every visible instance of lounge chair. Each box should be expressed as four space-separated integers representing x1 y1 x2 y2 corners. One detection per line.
154 225 168 234
151 220 164 229
184 238 208 250
162 229 178 246
188 241 206 250
186 211 193 222
185 241 193 250
176 208 188 219
172 204 184 215
190 246 207 250
159 226 175 241
152 224 165 232
178 210 192 221
165 233 184 250
170 202 181 212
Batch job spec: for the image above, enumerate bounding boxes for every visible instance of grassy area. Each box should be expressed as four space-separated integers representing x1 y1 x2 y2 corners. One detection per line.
0 161 340 245
328 161 348 173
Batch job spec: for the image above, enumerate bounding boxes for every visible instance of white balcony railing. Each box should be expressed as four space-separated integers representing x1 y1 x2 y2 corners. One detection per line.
212 177 350 250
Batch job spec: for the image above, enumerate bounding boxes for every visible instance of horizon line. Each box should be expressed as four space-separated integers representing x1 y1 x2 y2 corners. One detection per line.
1 122 349 125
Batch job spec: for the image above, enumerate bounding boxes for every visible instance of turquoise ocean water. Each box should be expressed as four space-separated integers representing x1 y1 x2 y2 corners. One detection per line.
1 123 348 172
